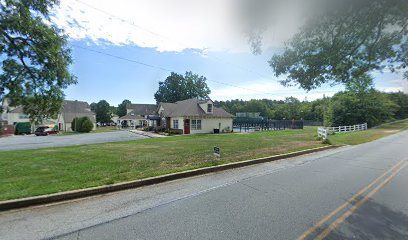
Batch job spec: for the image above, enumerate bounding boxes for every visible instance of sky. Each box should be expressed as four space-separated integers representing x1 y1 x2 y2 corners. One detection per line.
51 0 408 106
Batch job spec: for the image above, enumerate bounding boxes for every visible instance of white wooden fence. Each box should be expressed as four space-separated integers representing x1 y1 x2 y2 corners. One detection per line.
318 123 368 140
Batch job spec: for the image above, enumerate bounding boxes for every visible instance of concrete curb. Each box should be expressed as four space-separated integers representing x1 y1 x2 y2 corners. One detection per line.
0 145 338 211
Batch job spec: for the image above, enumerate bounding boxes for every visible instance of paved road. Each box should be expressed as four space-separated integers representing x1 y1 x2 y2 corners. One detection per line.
0 131 148 151
0 131 407 240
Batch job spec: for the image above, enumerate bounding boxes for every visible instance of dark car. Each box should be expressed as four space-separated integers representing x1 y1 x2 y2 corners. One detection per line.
34 127 58 136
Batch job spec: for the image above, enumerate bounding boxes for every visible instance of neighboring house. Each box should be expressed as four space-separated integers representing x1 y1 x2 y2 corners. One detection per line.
4 106 31 125
1 98 30 125
0 99 96 132
118 103 158 128
158 98 234 134
111 114 119 125
57 100 96 131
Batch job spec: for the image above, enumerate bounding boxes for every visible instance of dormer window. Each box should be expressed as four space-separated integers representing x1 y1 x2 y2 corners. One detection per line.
207 104 213 113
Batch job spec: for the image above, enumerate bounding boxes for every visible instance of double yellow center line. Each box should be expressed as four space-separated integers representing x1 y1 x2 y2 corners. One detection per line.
297 159 407 240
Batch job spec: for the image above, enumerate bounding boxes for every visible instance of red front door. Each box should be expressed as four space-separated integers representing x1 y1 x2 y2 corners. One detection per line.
184 119 190 134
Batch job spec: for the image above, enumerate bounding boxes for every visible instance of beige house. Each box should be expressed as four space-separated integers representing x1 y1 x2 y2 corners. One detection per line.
1 99 30 125
158 98 233 134
0 99 96 132
57 100 96 131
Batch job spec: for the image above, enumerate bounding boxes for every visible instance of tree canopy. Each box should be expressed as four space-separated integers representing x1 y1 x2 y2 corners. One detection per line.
216 90 408 127
117 99 131 117
244 0 407 90
95 100 112 123
154 71 211 103
0 0 76 122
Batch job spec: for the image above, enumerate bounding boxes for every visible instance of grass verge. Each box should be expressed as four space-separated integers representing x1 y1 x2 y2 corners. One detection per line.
0 127 322 201
328 120 408 145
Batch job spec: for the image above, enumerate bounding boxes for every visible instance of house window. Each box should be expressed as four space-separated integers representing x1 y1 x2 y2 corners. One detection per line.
173 119 179 129
207 104 213 113
192 120 202 130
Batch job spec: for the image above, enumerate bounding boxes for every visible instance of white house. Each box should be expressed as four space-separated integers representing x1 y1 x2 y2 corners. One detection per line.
118 104 158 128
158 98 233 134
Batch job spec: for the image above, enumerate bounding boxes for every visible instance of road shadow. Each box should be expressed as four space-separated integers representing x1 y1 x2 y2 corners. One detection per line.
327 200 408 240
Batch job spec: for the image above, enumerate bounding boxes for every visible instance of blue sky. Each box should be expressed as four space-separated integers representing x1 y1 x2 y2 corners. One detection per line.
55 0 407 106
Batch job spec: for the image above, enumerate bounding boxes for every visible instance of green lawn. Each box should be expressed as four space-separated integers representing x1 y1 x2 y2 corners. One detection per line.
328 120 408 145
0 127 322 200
56 126 120 136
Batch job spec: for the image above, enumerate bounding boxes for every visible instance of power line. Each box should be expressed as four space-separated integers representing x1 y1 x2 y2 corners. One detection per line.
73 0 277 85
72 44 172 72
70 44 287 97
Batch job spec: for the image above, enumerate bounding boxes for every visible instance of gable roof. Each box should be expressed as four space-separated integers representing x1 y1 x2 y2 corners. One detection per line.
159 98 233 118
62 100 96 123
126 104 157 115
119 111 145 120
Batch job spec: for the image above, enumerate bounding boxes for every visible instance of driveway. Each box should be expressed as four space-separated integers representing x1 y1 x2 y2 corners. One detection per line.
0 131 148 151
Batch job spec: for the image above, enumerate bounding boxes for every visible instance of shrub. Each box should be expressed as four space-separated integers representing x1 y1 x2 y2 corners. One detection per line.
71 116 94 132
154 127 166 133
166 128 183 135
71 117 82 131
142 126 154 131
79 117 94 133
15 122 32 135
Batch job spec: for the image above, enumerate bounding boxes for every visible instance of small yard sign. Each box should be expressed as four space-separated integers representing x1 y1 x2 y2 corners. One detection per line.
213 146 220 157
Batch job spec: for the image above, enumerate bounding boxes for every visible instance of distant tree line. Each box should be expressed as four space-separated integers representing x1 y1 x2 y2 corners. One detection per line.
215 91 408 128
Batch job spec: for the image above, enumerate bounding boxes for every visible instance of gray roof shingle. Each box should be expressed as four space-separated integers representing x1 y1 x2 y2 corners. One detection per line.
126 104 157 115
160 98 233 118
62 100 96 123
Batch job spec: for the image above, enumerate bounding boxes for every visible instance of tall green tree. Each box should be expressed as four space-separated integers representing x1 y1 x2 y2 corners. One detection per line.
117 99 131 117
154 71 211 103
387 92 408 119
326 91 397 127
243 0 407 90
0 0 76 123
90 102 97 112
95 100 112 123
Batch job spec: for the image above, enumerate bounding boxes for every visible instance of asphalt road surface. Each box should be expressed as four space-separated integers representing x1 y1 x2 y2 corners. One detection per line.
0 130 407 240
0 131 148 151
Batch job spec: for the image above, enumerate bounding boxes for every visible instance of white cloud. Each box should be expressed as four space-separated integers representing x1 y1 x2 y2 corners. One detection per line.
52 0 254 52
52 0 303 52
380 79 408 93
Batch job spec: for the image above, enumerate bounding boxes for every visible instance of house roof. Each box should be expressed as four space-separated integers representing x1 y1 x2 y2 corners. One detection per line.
3 100 96 123
126 104 157 115
62 100 96 123
159 98 233 118
119 111 145 120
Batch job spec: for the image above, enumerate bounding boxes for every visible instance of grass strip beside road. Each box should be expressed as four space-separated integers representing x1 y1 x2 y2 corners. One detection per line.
328 120 408 145
0 127 322 201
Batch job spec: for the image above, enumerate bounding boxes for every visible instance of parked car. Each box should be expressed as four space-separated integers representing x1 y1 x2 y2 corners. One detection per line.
34 127 58 136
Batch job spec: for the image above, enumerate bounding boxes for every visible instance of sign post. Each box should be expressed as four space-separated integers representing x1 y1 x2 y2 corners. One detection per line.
213 147 220 157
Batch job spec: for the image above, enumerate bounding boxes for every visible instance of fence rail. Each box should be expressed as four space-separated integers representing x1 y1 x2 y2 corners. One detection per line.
318 123 367 139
